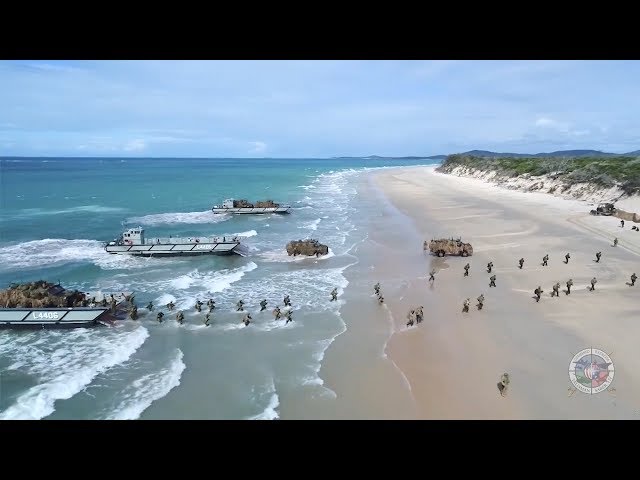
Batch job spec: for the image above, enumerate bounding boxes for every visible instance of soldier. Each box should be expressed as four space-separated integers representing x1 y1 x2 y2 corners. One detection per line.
204 312 211 326
176 311 185 324
283 295 291 307
110 296 117 314
487 262 493 273
497 373 510 397
590 277 597 291
415 306 424 324
129 305 138 320
551 282 560 297
620 219 625 228
330 288 338 301
378 294 385 305
101 297 108 307
195 300 203 312
518 258 524 269
260 299 268 311
464 263 470 277
374 282 381 295
236 300 244 311
406 309 415 327
157 311 164 323
242 313 252 326
489 275 496 288
273 306 282 319
146 301 153 311
428 269 436 282
564 253 570 264
566 278 573 295
462 298 470 313
542 254 549 266
613 237 618 247
595 251 602 263
476 294 485 310
534 286 543 302
631 273 637 286
207 299 216 312
167 301 175 311
284 310 293 324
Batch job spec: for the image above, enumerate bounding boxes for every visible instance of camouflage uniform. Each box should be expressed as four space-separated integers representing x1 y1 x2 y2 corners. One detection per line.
464 263 470 277
489 275 496 288
566 279 573 295
518 258 524 269
542 254 549 266
551 282 560 297
631 273 637 286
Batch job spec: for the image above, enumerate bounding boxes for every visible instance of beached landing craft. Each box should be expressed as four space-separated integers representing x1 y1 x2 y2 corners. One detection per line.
0 281 130 329
105 227 248 256
212 198 291 214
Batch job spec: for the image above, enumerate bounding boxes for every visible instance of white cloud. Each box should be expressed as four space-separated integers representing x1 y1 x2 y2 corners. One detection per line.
123 139 146 152
249 141 267 154
534 117 570 131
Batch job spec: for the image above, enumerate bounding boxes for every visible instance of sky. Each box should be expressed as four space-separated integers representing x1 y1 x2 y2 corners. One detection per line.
1 60 639 157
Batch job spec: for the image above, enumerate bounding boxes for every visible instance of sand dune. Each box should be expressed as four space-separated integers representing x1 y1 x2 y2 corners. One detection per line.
372 166 640 419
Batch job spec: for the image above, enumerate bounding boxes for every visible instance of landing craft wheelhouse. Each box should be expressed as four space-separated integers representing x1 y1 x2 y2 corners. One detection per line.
105 227 246 256
212 198 291 214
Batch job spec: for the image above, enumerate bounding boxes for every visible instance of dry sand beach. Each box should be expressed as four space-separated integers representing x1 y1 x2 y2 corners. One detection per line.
368 166 640 419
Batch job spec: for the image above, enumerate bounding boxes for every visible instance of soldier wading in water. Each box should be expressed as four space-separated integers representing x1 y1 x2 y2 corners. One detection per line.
242 313 252 326
146 301 153 311
566 279 573 295
476 294 485 310
204 312 211 326
176 311 185 325
156 311 164 323
195 300 203 312
273 306 282 320
330 288 338 301
284 310 293 324
207 299 216 312
260 299 268 311
236 300 244 311
283 295 291 307
167 301 175 311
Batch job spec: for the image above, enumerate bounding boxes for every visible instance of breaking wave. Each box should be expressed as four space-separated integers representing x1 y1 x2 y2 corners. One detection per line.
127 211 230 226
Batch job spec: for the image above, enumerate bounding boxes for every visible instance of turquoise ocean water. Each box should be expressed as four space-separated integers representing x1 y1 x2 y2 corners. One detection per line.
0 157 437 419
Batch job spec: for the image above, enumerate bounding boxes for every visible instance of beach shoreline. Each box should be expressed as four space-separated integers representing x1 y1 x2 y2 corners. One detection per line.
361 165 640 419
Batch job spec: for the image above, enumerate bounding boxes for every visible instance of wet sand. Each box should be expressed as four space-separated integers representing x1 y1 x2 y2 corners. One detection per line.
371 166 640 419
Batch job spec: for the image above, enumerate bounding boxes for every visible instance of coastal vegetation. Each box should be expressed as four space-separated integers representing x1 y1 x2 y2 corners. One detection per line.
436 154 640 195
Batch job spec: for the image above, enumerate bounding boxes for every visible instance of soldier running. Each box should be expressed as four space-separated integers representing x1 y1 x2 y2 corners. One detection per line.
534 286 543 302
542 254 549 266
464 263 470 277
283 295 291 307
518 258 524 269
566 278 573 295
489 275 496 288
273 306 282 320
590 277 597 291
236 300 244 311
330 288 338 301
415 306 424 324
551 282 560 297
242 313 252 326
207 299 216 312
564 253 570 264
595 251 602 263
167 301 175 311
260 299 268 311
377 294 385 305
621 219 625 228
284 310 293 324
476 294 485 310
195 300 203 312
631 273 637 286
487 262 493 273
156 311 164 323
101 297 107 307
146 301 153 311
406 309 415 327
428 269 436 282
613 237 618 247
204 312 211 326
374 283 381 295
462 298 470 313
176 311 185 324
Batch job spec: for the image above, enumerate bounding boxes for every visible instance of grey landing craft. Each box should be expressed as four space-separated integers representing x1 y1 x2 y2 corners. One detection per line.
211 198 291 215
0 291 130 330
105 227 248 256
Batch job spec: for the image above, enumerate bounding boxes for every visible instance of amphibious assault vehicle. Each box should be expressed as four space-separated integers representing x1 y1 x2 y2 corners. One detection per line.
425 238 473 257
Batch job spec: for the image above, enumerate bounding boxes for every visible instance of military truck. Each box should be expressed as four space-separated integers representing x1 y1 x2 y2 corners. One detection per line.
425 238 473 257
590 203 616 216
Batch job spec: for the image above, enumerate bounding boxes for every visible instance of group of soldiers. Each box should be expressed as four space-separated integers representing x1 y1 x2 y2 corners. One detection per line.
373 282 384 304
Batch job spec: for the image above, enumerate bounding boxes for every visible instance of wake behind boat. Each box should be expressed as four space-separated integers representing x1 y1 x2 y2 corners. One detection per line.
105 227 247 256
212 198 291 214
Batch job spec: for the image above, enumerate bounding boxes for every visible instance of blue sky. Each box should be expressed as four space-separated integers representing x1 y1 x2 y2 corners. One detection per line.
1 60 638 157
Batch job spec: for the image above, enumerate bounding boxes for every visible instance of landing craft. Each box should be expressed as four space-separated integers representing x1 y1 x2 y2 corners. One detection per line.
105 227 248 256
212 198 291 214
